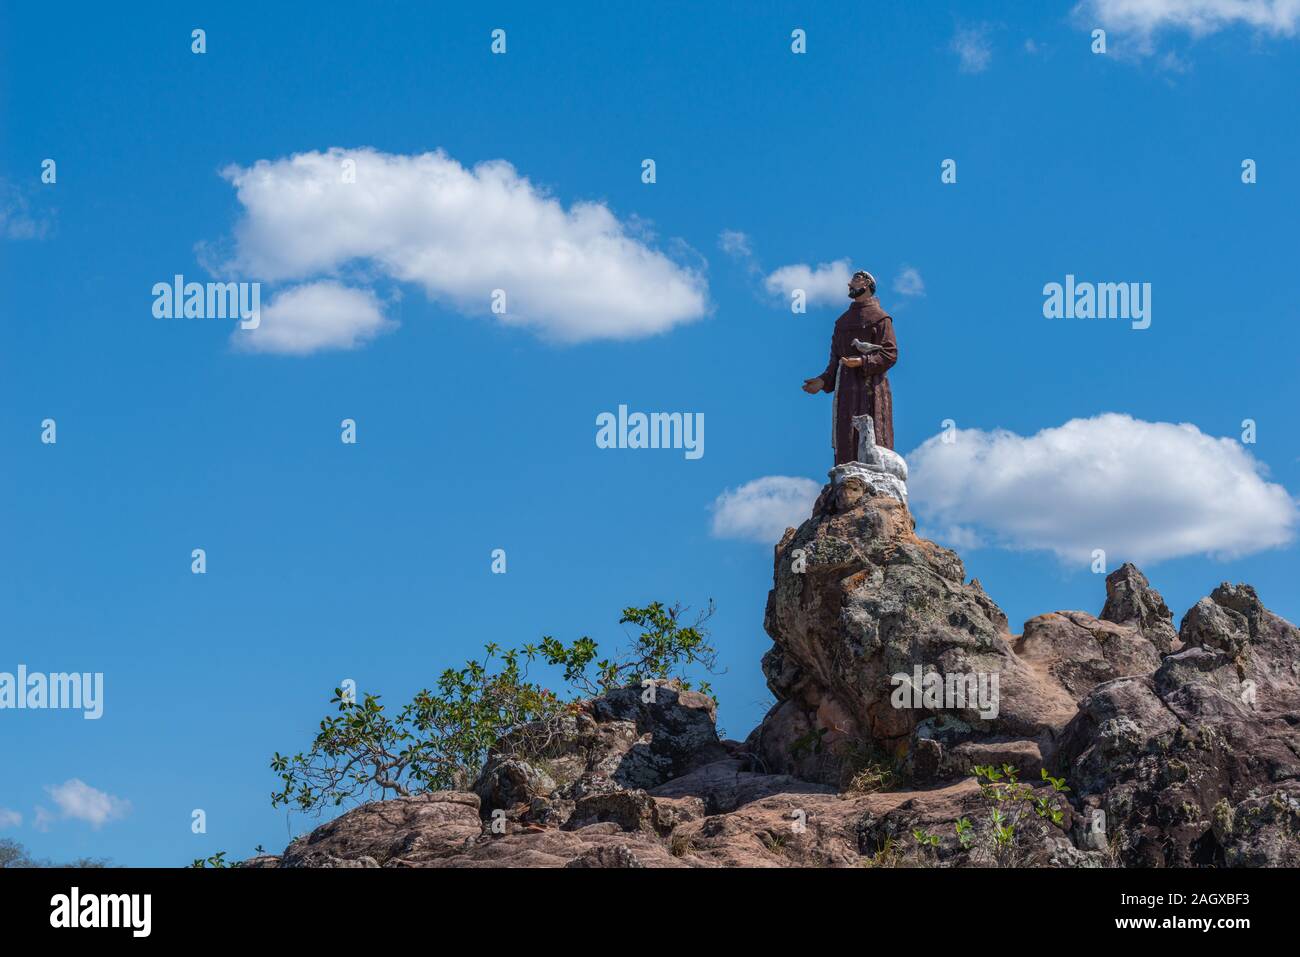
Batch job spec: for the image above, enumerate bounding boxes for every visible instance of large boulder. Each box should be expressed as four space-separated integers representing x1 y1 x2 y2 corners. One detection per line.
473 683 729 817
748 484 1076 786
278 792 482 868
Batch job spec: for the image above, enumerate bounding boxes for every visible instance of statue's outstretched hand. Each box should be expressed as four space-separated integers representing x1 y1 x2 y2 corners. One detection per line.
802 377 824 394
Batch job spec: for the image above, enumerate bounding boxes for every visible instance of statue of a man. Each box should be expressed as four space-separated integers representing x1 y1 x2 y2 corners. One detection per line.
801 269 898 465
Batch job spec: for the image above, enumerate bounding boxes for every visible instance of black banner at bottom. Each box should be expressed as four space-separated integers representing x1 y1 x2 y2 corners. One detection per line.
0 865 1284 941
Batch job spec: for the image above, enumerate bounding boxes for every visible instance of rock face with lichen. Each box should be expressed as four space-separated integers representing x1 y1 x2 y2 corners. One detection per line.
1058 582 1300 866
248 483 1299 869
747 476 1078 788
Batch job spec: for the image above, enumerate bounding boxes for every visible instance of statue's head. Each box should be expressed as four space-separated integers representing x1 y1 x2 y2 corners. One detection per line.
848 270 876 299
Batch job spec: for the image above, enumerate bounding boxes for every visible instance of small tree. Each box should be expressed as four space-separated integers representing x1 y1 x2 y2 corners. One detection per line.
271 602 718 815
272 644 563 810
538 601 718 697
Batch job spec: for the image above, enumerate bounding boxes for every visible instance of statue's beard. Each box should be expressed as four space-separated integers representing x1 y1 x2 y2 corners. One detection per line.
848 286 868 299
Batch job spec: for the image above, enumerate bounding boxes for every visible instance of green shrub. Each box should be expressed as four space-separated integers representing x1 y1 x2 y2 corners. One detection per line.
271 602 718 813
957 765 1071 867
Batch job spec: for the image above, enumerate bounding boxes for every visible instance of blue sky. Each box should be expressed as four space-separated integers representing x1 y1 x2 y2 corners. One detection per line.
2 2 1297 866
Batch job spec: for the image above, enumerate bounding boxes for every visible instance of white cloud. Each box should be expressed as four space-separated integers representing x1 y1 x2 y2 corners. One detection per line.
234 281 395 355
710 476 821 544
917 523 984 551
0 808 20 828
1076 0 1300 37
763 259 853 306
907 414 1298 564
893 266 925 298
215 147 708 346
951 26 994 73
718 229 753 259
39 779 130 830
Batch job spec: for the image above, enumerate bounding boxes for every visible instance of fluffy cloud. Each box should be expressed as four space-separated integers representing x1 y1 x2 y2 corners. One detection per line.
1076 0 1300 37
710 476 821 544
235 281 395 355
37 779 130 830
908 414 1297 564
0 808 20 828
214 147 708 350
951 26 994 73
893 266 925 297
764 259 852 306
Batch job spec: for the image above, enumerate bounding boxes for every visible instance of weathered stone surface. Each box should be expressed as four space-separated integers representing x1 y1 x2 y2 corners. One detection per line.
1100 562 1179 654
1013 609 1163 700
564 843 650 868
649 758 837 813
473 683 728 815
279 792 482 868
1056 583 1300 866
750 488 1075 786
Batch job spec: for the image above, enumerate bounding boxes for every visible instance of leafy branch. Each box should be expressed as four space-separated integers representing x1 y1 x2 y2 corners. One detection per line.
270 602 719 815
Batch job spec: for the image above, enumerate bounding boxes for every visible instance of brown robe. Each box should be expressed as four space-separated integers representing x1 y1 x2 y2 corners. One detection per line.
817 295 898 465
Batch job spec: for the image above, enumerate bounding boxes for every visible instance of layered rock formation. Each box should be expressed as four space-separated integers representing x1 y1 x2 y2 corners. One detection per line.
249 478 1300 868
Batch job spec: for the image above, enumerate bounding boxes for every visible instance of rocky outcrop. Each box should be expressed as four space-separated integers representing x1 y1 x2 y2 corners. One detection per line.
1099 562 1179 654
748 477 1076 786
1057 583 1300 866
1012 610 1162 700
277 792 483 867
471 683 729 823
253 483 1299 869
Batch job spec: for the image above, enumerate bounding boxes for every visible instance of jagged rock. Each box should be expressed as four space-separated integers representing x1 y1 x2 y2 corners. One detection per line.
853 777 1094 868
750 487 1075 786
649 757 837 813
1100 563 1179 654
474 759 557 811
567 789 662 834
1056 582 1300 866
1012 610 1163 700
473 683 728 816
